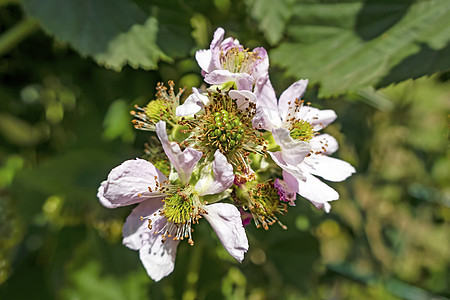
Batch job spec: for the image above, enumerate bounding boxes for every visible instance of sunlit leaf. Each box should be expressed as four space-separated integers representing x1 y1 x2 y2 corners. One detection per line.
244 0 295 45
271 0 450 97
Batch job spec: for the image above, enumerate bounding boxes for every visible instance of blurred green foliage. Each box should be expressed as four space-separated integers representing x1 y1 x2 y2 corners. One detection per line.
0 0 449 299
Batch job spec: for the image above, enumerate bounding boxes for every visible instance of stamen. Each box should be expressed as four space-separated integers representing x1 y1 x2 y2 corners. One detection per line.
219 47 261 75
151 187 206 245
131 81 184 131
233 180 288 230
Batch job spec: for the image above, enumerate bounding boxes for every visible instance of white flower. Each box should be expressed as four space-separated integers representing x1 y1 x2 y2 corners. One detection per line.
97 121 248 281
255 79 355 212
195 27 269 91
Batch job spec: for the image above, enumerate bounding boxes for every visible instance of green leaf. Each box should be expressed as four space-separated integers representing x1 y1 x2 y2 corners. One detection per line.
271 0 450 97
245 0 295 45
152 0 196 58
12 149 118 222
102 99 134 142
22 0 169 71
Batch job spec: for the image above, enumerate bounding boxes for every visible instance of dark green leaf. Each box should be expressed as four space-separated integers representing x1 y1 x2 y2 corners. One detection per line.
22 0 169 70
152 0 196 58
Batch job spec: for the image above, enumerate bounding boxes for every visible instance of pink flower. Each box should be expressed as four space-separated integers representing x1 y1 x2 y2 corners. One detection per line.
97 121 248 281
195 28 269 91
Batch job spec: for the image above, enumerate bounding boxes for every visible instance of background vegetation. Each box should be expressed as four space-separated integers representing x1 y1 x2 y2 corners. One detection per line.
0 0 449 299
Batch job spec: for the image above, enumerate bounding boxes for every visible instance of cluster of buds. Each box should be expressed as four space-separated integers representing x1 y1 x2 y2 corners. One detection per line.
98 28 355 281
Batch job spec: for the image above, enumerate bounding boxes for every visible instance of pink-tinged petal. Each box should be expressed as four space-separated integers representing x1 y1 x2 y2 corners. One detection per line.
97 158 167 209
229 90 256 111
195 49 213 74
251 47 269 80
197 150 234 196
203 203 249 262
274 178 297 206
310 134 338 155
204 70 253 91
253 73 282 129
211 28 225 48
268 151 307 181
296 106 337 131
283 170 337 213
139 228 179 282
156 121 202 184
211 28 226 69
252 105 273 131
272 127 311 165
278 79 308 123
122 200 164 251
176 88 209 116
234 74 254 91
220 37 241 53
240 208 252 227
302 155 356 182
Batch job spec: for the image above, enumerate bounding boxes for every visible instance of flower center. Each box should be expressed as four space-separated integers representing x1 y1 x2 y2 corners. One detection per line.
220 47 259 74
290 119 315 142
144 99 169 123
235 180 288 230
131 81 184 130
179 91 267 176
157 187 205 246
206 109 245 151
162 192 194 225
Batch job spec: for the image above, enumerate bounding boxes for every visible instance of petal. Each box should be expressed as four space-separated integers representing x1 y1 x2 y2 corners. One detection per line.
211 27 225 49
195 49 214 74
302 155 356 182
176 88 209 116
139 228 179 282
310 134 339 155
274 178 297 206
156 121 202 184
196 150 234 196
272 127 311 165
97 158 167 209
229 90 256 112
278 79 308 123
219 37 241 53
253 73 282 129
268 151 307 181
283 170 338 213
122 200 164 251
252 105 273 131
204 70 253 91
251 47 269 81
203 203 249 262
296 106 337 131
211 28 226 69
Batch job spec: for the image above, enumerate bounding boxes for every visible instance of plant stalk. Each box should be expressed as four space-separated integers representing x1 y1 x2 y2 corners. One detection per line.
0 18 40 56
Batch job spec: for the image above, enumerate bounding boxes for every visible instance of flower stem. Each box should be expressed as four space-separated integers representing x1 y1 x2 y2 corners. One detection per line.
0 18 40 56
182 242 203 300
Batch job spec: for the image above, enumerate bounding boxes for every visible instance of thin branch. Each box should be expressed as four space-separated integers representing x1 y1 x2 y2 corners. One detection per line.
0 18 39 56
